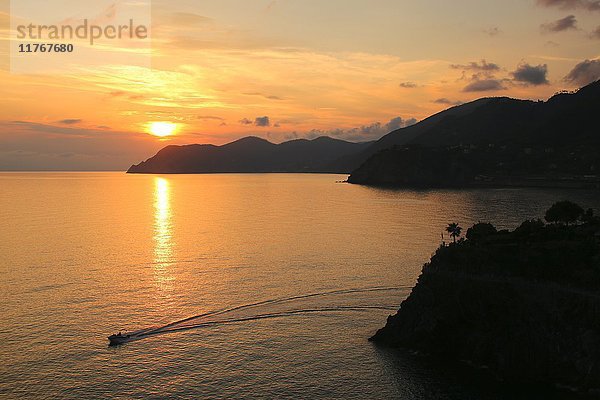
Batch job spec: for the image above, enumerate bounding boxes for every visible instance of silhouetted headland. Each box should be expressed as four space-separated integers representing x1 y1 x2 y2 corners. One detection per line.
349 80 600 188
371 201 600 395
127 136 372 174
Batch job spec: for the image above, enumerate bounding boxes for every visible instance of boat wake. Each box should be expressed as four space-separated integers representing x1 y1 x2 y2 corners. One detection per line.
108 286 408 345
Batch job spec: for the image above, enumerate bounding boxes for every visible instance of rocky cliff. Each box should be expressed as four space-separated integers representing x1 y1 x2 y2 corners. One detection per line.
372 211 600 394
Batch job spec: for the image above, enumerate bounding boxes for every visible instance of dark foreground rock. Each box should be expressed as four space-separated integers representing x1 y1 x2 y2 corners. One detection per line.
372 209 600 394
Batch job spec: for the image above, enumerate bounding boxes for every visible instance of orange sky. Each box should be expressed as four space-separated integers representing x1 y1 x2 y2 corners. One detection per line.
0 0 599 170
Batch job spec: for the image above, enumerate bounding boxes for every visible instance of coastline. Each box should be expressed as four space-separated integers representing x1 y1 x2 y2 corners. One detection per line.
347 175 600 190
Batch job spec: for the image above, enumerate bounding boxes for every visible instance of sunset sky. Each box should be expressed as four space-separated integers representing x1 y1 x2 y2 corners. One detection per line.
1 0 599 170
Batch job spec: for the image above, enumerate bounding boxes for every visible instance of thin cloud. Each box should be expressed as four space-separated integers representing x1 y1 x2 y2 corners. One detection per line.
541 15 578 33
399 82 418 88
463 79 506 92
483 27 502 36
564 59 600 86
511 63 550 85
243 92 285 100
591 26 600 39
57 119 83 125
451 60 501 72
197 115 224 121
536 0 600 11
434 98 464 106
304 117 418 142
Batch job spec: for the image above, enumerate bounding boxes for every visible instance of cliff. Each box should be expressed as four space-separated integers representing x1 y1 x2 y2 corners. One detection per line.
371 207 600 394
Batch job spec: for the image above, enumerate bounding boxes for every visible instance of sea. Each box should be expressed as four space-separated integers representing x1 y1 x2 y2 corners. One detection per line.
2 172 599 399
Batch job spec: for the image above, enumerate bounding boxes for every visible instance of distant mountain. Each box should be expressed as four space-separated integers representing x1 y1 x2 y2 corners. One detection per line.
348 80 600 187
127 136 372 174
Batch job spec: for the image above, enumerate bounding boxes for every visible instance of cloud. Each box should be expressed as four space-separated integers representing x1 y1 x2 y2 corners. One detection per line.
255 116 271 127
434 98 464 106
536 0 600 11
57 119 82 125
399 82 418 88
243 92 284 100
451 60 501 72
541 15 578 33
564 59 600 86
453 60 507 92
304 117 418 142
197 115 224 121
385 117 411 131
483 27 502 36
511 63 549 85
463 79 506 92
13 121 89 135
591 26 600 39
240 116 272 127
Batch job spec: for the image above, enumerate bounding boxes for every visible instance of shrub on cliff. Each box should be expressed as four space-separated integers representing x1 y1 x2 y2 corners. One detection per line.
545 201 584 226
466 222 497 244
515 219 545 235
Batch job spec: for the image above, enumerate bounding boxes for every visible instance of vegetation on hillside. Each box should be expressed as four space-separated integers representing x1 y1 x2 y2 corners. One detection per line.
429 201 600 288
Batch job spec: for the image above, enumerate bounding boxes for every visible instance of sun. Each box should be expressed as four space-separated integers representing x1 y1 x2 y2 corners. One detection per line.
148 122 177 137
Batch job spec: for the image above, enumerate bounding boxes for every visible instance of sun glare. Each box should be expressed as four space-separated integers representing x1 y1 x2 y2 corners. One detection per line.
149 122 177 137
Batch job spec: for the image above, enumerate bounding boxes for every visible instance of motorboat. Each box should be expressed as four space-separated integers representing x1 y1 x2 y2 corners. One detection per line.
108 332 132 346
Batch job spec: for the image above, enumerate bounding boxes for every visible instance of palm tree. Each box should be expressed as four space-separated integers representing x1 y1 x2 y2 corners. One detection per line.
446 223 462 243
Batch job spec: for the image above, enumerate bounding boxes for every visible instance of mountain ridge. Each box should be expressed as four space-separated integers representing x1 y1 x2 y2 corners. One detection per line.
127 136 372 174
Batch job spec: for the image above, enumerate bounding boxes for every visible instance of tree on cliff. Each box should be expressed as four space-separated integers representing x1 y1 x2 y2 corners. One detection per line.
544 201 584 226
446 223 462 243
466 222 497 244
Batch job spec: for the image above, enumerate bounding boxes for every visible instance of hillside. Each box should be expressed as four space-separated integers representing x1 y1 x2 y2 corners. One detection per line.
348 80 600 187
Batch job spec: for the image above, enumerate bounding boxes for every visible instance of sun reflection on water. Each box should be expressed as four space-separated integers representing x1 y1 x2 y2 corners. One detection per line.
153 177 174 292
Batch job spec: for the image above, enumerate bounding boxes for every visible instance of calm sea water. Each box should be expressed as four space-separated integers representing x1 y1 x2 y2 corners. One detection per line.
1 172 599 399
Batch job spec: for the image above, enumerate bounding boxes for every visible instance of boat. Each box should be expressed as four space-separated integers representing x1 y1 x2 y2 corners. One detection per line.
108 332 132 346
